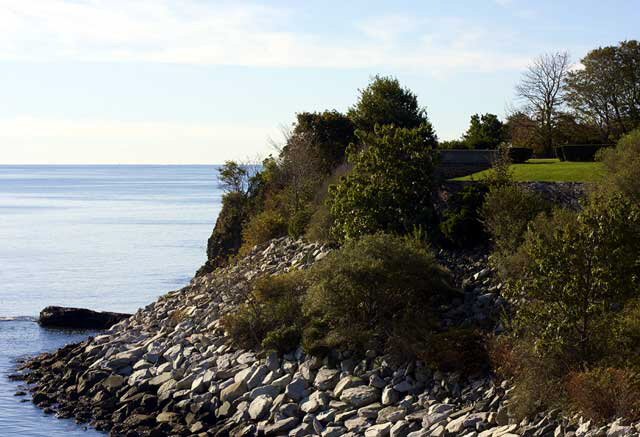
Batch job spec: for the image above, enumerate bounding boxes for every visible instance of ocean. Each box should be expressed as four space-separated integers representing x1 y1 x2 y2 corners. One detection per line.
0 165 222 436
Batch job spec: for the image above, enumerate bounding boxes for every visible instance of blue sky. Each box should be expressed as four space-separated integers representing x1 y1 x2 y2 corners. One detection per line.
1 0 638 164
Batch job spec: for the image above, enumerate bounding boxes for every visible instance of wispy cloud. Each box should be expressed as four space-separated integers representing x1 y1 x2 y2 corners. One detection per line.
0 0 530 73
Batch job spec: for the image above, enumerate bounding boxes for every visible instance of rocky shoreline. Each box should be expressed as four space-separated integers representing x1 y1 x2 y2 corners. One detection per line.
11 237 640 436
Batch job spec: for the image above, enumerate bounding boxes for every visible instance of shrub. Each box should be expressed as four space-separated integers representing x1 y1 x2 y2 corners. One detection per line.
240 210 288 255
598 129 640 203
287 208 312 238
221 271 308 353
508 147 533 163
506 193 640 362
482 184 550 257
302 233 457 355
439 184 488 248
566 368 640 423
556 144 605 161
305 203 334 243
329 124 438 241
488 336 567 419
420 328 488 374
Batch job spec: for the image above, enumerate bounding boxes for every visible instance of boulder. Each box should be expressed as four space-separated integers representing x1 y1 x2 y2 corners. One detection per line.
39 306 130 329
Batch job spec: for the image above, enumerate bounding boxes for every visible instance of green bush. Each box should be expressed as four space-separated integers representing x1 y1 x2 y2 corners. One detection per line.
287 208 312 239
221 271 308 353
329 124 438 241
305 203 335 243
506 193 640 362
439 184 488 248
240 209 288 255
482 184 550 258
598 128 640 203
508 147 533 163
302 233 457 354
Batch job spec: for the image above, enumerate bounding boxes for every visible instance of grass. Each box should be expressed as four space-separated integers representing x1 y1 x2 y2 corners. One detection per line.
454 159 603 183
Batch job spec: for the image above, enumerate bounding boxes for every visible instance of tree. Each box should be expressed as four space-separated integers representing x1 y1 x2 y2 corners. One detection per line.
328 124 438 240
504 111 539 150
290 111 355 173
348 75 433 134
462 113 505 149
515 52 571 155
565 40 640 141
218 161 250 195
508 194 640 362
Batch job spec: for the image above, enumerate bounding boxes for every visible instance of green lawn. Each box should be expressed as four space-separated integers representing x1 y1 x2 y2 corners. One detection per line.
453 159 603 182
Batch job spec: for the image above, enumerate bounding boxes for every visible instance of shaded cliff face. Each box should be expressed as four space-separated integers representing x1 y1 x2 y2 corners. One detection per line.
196 192 247 277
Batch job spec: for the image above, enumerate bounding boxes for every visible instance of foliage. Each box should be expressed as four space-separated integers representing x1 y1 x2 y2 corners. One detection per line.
328 124 438 241
566 368 640 423
240 209 288 255
302 234 457 355
290 111 356 174
598 128 640 204
505 111 540 151
348 75 433 134
439 184 488 248
305 202 334 243
565 40 640 141
438 139 469 149
221 271 308 353
555 145 605 162
478 143 513 188
488 336 568 419
505 193 640 362
482 184 550 257
463 113 505 149
218 161 250 195
420 328 489 374
508 147 533 164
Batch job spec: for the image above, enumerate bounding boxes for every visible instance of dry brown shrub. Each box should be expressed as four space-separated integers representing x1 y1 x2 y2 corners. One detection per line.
566 368 640 423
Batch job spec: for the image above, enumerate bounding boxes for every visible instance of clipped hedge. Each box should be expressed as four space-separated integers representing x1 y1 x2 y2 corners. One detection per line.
556 145 606 162
508 147 533 163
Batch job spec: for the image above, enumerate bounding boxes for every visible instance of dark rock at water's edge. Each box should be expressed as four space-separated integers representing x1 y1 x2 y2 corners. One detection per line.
38 306 131 329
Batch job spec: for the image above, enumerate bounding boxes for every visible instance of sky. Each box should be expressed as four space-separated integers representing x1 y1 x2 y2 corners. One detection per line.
0 0 638 164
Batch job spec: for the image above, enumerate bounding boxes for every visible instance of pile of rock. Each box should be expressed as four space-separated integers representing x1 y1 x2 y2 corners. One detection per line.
13 237 638 436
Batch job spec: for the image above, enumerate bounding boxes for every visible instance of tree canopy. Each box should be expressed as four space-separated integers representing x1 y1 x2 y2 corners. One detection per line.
348 75 433 134
565 40 640 141
463 113 505 149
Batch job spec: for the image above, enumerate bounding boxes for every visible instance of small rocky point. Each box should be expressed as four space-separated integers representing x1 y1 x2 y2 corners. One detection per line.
39 306 132 329
13 237 638 436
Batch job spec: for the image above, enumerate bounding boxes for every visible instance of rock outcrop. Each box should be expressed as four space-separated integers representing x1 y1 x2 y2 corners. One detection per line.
39 306 131 329
15 237 638 437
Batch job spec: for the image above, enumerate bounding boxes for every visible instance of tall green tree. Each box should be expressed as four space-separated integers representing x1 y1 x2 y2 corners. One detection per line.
348 75 433 134
565 40 640 141
462 113 505 149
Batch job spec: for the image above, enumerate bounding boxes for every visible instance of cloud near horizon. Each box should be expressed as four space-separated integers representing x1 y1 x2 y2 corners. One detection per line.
0 116 279 164
0 0 530 73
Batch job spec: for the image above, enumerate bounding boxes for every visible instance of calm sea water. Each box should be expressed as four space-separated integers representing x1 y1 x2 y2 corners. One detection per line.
0 165 222 436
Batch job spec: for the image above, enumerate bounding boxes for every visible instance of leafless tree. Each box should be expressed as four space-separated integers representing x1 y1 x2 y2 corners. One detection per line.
515 51 571 155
